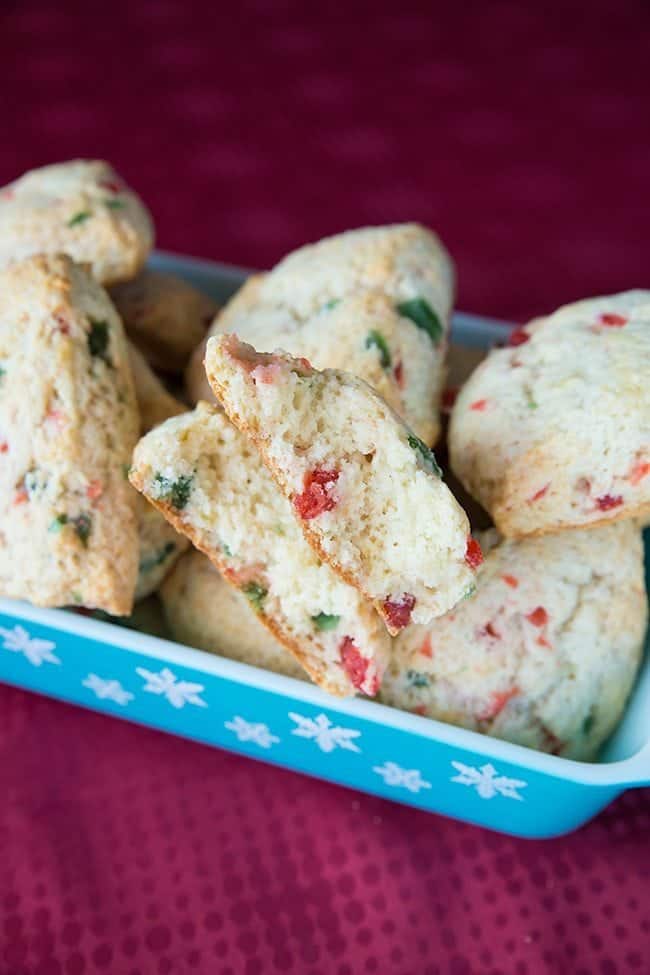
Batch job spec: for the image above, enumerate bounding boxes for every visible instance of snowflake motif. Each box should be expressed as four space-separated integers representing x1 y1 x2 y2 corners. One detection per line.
450 761 527 801
136 666 207 709
373 761 432 794
288 712 361 753
225 715 279 749
0 624 60 667
82 673 134 706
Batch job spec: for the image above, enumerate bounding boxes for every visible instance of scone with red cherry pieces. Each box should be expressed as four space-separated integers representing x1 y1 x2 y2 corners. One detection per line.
205 336 479 636
0 160 154 285
112 270 218 374
129 402 390 696
161 550 307 680
187 224 454 444
449 291 650 537
380 522 647 760
0 255 140 613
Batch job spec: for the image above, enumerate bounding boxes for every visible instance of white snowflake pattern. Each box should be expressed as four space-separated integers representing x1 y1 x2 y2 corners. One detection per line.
82 673 134 706
0 624 60 667
450 761 527 801
136 666 207 709
373 761 432 794
225 715 279 749
288 712 361 753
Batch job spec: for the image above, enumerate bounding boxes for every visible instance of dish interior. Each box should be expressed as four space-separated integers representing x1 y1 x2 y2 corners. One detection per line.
140 255 650 768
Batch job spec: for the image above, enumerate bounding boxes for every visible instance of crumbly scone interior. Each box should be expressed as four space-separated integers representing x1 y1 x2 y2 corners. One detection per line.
205 337 476 629
130 404 390 696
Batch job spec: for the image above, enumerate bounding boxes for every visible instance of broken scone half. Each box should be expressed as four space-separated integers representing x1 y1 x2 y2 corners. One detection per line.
129 403 391 696
204 335 479 635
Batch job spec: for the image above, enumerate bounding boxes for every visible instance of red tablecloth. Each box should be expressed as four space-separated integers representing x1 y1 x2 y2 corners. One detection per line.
1 2 649 973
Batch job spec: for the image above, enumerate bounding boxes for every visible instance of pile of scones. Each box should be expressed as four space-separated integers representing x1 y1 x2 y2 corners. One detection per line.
0 159 648 760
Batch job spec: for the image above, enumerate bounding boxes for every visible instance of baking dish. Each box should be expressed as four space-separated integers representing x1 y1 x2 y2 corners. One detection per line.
0 251 647 839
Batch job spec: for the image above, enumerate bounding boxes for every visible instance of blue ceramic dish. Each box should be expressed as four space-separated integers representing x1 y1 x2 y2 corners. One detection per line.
0 252 647 839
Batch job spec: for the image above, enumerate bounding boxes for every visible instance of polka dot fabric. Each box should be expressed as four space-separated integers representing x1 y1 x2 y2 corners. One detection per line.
1 1 650 972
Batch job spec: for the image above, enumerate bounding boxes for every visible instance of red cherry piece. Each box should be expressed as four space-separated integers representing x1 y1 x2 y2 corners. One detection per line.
479 686 519 721
465 536 483 569
502 574 518 588
100 180 122 193
629 461 650 486
293 469 339 520
595 494 623 511
541 727 564 755
483 621 501 639
383 593 416 631
470 399 488 412
526 606 548 627
0 441 8 454
86 480 103 503
394 361 404 388
598 312 627 327
528 483 550 503
223 563 266 587
419 634 433 658
251 362 282 385
412 704 428 716
442 387 458 412
340 636 378 695
53 314 70 335
508 327 529 347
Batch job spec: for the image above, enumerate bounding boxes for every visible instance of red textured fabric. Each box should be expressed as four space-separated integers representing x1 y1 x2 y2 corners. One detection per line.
1 2 650 973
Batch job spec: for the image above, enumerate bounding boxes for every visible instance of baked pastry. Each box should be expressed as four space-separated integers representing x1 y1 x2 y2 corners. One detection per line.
205 335 478 635
135 496 189 601
111 269 219 373
449 291 650 536
187 224 454 444
161 549 306 680
128 342 189 600
381 522 647 759
0 254 139 613
0 160 154 285
129 402 390 696
128 342 186 433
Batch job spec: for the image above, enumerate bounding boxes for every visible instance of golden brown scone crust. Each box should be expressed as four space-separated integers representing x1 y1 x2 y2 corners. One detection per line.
0 160 154 285
111 269 218 373
0 254 140 613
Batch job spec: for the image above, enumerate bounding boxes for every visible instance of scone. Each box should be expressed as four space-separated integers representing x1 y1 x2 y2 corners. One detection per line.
205 336 478 635
76 595 171 641
129 402 390 696
111 270 219 373
187 224 454 444
128 342 189 600
161 549 306 680
381 523 647 760
442 343 487 415
128 342 186 433
135 497 189 601
449 291 650 537
0 160 154 285
0 254 139 613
